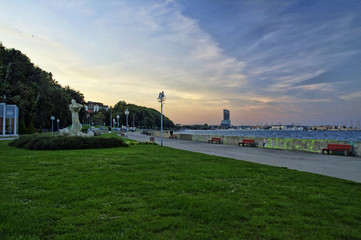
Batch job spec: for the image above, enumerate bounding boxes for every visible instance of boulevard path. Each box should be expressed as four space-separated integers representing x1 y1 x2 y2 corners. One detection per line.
127 132 361 183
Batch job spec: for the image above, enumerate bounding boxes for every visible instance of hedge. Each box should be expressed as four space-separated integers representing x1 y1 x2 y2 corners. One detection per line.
9 134 127 150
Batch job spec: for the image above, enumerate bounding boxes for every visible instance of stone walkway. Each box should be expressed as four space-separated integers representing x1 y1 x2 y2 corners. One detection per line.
0 137 17 141
127 132 361 183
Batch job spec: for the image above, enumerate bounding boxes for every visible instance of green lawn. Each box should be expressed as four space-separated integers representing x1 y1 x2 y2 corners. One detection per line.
1 140 360 240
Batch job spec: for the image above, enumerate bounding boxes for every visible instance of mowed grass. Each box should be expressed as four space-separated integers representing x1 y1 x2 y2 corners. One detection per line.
1 140 361 240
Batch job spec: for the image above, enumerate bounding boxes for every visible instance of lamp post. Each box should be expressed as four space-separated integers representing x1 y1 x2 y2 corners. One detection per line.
116 114 120 128
125 109 129 132
50 116 55 135
110 107 113 128
133 114 135 130
157 91 166 146
57 119 60 131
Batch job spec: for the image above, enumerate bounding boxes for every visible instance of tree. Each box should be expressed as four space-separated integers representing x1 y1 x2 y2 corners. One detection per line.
112 101 175 129
27 122 35 134
0 43 85 130
18 118 27 134
93 112 105 126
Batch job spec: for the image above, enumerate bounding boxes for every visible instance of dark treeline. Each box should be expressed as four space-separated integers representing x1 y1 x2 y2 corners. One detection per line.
1 43 175 133
92 101 175 129
0 43 85 133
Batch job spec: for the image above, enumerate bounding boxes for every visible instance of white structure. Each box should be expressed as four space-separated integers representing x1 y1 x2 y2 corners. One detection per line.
84 101 108 113
0 103 19 136
69 99 83 134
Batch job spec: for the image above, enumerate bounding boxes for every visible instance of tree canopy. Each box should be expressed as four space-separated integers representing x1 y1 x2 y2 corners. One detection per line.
94 100 175 129
1 43 175 132
0 43 86 133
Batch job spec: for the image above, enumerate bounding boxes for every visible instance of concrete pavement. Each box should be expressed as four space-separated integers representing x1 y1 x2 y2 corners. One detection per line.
127 132 361 183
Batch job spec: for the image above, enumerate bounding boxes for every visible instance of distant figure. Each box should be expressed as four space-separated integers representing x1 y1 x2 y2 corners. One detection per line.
169 129 175 139
69 99 83 134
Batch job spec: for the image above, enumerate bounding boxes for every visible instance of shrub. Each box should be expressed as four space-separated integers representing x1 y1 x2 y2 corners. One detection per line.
27 122 36 134
82 125 90 133
18 119 27 135
9 134 127 150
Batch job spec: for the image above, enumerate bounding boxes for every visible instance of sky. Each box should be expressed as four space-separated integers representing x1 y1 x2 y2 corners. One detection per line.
0 0 360 126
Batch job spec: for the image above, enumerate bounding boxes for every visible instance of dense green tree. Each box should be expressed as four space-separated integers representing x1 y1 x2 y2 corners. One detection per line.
0 43 176 131
111 101 175 129
27 122 35 134
18 118 27 134
93 111 105 126
0 43 85 131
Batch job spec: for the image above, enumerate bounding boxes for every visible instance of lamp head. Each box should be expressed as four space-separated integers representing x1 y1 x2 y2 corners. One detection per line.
157 91 166 102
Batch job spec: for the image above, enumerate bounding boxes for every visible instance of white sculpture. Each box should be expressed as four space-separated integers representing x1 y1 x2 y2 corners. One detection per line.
58 99 94 137
69 99 83 135
59 128 70 136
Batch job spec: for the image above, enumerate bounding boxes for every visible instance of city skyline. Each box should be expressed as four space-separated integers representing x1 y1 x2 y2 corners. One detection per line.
1 0 360 125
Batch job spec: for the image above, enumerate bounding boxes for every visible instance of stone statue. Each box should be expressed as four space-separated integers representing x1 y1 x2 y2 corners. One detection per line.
58 99 94 137
69 99 83 134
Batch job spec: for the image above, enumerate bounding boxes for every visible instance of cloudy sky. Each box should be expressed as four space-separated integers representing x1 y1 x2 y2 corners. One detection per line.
1 0 360 126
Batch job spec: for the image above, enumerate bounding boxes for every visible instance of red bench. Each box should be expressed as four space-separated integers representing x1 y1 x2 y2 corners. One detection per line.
208 137 221 144
169 134 177 139
239 139 255 147
322 144 352 156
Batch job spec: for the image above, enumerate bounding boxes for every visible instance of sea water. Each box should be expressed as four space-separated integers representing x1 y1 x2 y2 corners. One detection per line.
177 130 361 141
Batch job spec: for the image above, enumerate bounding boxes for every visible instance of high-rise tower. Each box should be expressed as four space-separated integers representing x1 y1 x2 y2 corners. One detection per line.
221 109 231 128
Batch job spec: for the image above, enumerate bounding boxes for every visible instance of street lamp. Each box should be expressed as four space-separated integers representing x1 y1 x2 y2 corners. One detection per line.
57 119 60 131
110 107 113 128
125 109 129 132
116 114 120 128
133 114 135 131
157 91 166 146
50 116 55 134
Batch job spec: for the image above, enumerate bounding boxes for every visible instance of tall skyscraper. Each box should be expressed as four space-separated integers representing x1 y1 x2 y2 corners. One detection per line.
221 109 231 128
223 109 230 121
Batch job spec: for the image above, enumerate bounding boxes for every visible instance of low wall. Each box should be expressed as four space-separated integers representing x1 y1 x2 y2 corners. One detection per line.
150 131 361 156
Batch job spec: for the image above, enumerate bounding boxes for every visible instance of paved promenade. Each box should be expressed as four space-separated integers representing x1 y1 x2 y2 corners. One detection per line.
127 132 361 183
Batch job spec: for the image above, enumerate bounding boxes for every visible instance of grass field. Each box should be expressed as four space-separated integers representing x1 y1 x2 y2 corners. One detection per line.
1 139 361 239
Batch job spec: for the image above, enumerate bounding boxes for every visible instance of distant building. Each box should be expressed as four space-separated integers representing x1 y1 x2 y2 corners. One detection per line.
221 109 231 128
84 101 108 114
271 125 283 130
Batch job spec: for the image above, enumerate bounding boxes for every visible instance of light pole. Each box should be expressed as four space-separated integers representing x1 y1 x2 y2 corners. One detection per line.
57 119 60 131
50 116 55 135
133 114 135 130
110 107 113 128
157 91 166 146
116 114 120 128
125 109 129 132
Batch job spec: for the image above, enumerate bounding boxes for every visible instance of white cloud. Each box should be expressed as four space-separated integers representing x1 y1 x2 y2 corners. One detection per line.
339 91 361 101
